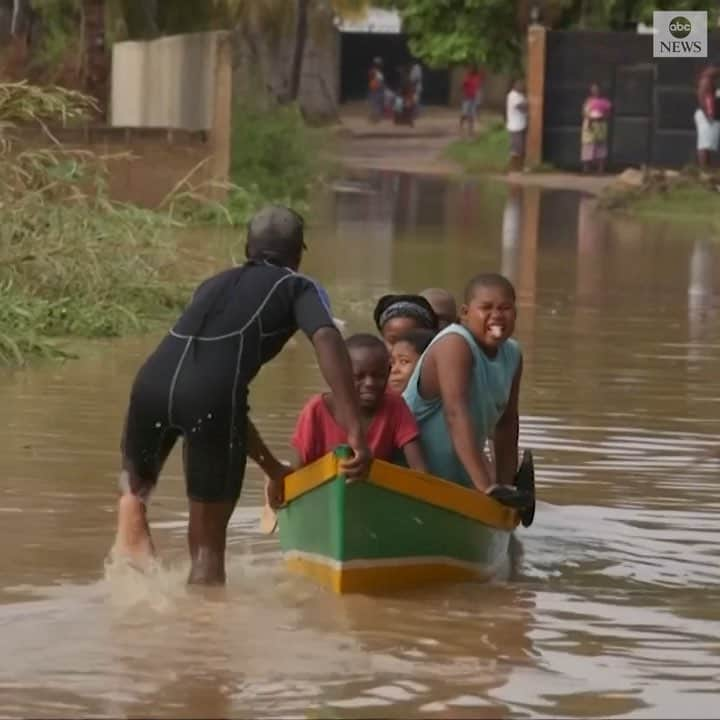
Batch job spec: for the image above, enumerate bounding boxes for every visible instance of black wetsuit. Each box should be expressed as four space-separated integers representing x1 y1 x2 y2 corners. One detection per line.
120 260 335 502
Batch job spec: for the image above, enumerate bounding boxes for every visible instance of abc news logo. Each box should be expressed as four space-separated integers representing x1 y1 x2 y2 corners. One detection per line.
653 11 707 58
660 16 702 53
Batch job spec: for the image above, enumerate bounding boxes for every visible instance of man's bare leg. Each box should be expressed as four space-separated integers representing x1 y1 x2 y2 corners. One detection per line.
114 489 154 563
187 499 236 585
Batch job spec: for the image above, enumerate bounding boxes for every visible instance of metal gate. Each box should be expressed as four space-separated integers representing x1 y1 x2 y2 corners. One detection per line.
543 30 720 169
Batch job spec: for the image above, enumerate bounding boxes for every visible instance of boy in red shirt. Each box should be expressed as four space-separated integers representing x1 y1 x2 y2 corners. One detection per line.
292 334 427 472
460 64 484 137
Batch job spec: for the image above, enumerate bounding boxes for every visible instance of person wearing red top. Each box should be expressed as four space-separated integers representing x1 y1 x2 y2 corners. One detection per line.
460 64 485 137
292 333 427 472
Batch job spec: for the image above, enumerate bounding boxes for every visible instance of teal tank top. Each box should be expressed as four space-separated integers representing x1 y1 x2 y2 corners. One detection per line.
402 324 521 488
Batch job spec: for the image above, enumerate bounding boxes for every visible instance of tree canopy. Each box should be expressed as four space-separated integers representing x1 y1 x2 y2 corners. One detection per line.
381 0 718 72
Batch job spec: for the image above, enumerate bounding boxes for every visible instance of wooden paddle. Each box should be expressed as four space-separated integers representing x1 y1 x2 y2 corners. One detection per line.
258 461 292 535
259 501 278 535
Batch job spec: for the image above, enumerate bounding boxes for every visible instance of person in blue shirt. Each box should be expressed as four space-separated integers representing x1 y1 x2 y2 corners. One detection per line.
402 273 525 507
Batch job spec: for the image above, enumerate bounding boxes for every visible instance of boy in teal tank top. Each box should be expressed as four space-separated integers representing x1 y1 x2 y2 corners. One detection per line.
402 273 524 505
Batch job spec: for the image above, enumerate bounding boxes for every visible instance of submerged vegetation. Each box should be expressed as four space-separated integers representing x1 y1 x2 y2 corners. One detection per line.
598 167 720 227
0 82 325 367
445 117 509 174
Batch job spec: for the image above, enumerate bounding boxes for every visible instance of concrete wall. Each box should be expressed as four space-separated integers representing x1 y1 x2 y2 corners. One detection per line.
111 32 219 130
110 31 232 188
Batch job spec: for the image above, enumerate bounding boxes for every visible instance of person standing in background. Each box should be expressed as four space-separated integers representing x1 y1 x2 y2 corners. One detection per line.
695 65 720 169
410 61 423 120
459 64 483 137
368 57 385 123
580 83 612 174
506 79 528 172
473 64 486 113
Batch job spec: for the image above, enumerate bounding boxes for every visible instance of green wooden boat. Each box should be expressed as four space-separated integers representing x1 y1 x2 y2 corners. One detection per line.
277 447 534 594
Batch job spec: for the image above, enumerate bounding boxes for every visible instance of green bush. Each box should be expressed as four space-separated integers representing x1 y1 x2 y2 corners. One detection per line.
445 118 509 173
230 103 328 204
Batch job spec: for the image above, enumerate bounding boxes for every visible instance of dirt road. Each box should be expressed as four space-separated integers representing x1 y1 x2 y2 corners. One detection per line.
336 102 613 195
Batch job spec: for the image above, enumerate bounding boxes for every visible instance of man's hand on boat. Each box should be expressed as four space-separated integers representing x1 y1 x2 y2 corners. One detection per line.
264 461 292 510
340 432 372 480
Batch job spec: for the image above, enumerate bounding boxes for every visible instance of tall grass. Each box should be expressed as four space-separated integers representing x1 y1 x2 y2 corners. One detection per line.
445 117 509 173
0 85 329 367
0 87 294 365
0 151 190 364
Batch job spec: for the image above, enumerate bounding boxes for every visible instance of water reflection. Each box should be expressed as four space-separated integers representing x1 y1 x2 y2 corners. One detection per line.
1 172 720 718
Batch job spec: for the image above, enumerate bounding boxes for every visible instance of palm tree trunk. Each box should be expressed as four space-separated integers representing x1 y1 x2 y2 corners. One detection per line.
83 0 108 117
7 0 31 73
287 0 309 102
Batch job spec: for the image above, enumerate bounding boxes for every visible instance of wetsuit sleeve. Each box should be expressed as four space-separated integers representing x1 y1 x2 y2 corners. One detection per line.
392 394 420 449
292 278 336 339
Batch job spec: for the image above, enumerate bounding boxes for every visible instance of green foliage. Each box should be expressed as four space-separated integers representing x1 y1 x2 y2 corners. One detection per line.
559 0 719 29
382 0 719 72
24 0 83 83
230 102 328 206
445 117 510 173
386 0 524 72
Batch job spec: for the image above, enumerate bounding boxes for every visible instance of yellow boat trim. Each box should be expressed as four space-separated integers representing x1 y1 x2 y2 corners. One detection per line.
284 551 496 594
283 452 338 503
282 451 518 532
369 459 518 532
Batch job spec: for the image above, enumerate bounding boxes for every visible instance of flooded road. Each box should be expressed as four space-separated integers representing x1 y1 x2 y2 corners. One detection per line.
1 173 720 718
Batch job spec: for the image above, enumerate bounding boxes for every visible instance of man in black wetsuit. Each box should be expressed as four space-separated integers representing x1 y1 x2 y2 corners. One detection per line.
114 206 371 584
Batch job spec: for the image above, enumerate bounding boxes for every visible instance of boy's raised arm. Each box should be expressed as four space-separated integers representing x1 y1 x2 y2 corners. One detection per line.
433 335 495 491
493 355 522 486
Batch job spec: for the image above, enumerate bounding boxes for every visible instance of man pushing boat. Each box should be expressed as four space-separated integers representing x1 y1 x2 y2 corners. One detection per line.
113 206 371 584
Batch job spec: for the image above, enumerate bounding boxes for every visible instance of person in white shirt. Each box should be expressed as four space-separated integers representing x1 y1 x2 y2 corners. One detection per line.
506 79 528 171
409 62 423 118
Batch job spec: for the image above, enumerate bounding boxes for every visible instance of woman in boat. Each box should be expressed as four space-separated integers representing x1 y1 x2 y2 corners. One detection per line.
373 294 439 350
291 334 427 472
389 328 435 394
402 273 526 508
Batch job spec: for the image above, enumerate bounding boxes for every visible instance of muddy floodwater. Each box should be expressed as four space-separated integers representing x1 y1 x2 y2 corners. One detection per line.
1 174 719 719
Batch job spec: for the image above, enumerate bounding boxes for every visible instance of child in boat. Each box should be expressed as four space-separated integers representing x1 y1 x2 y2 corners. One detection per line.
389 328 436 394
420 287 458 330
373 294 439 349
402 273 525 507
291 333 427 472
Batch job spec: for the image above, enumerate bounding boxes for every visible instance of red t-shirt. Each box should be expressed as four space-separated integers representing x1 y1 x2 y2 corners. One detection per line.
292 391 419 466
462 71 484 99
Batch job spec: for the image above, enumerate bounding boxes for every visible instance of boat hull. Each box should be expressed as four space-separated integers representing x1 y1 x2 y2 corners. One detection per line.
278 450 519 594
